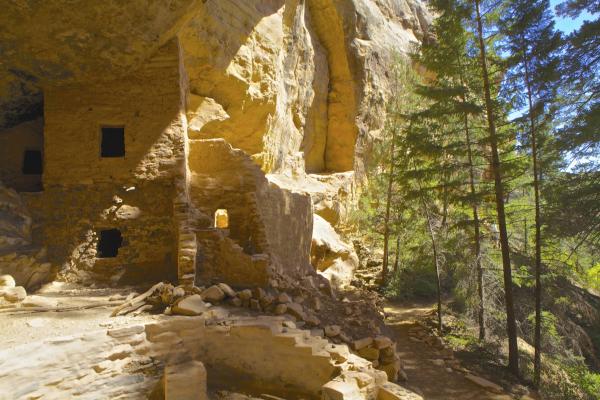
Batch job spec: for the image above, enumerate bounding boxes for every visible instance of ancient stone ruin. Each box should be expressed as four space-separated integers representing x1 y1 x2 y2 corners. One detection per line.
0 1 433 399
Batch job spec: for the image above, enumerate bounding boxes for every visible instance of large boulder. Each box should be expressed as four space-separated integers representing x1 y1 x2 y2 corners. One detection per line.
311 215 358 288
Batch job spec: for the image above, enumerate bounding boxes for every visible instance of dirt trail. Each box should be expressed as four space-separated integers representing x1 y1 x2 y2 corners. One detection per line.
385 302 513 400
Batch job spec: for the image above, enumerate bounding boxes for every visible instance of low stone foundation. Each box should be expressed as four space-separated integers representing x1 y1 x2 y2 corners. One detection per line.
0 310 422 400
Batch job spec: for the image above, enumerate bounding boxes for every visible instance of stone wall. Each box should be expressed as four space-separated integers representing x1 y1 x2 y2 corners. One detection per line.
0 313 419 399
187 139 313 286
34 39 187 284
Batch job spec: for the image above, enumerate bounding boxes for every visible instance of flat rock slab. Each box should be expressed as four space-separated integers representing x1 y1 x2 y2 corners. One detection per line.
377 382 424 400
464 374 503 394
172 294 209 316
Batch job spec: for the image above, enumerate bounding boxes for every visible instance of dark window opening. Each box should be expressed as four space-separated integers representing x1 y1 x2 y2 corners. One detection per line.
97 229 123 258
101 126 125 157
22 150 43 175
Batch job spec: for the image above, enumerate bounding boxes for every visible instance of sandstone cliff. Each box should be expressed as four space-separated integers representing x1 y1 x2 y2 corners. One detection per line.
0 0 431 285
1 0 431 173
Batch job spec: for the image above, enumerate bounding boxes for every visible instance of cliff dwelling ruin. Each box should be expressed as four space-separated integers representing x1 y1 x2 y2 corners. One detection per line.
0 1 436 399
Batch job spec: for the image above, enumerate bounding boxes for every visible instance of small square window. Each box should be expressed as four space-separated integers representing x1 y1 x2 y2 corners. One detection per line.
101 126 125 157
22 150 43 175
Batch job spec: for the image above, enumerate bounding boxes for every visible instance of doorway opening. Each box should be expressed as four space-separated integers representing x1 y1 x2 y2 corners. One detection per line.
22 150 43 175
97 229 123 258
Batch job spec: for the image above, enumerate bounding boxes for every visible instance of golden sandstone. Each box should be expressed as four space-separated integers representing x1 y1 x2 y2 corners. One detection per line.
0 0 433 398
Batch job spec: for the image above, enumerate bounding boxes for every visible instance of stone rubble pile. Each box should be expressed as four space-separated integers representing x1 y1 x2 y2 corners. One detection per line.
351 240 384 290
113 279 408 383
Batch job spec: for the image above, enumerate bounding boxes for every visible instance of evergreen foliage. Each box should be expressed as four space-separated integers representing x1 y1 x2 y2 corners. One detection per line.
356 0 599 397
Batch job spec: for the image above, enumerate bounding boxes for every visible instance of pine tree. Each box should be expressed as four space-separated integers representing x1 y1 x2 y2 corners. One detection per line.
545 0 600 248
471 0 520 376
499 0 562 386
414 0 492 340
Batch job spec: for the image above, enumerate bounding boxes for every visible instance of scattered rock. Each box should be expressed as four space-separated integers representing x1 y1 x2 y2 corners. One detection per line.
0 275 16 288
107 325 145 338
439 348 453 359
250 299 261 311
1 286 26 302
217 283 236 298
276 292 292 303
311 328 324 337
304 314 321 327
324 325 341 338
228 297 242 307
339 332 352 344
380 359 402 382
201 285 225 303
373 336 393 349
274 304 287 315
259 294 274 309
312 297 321 311
238 289 252 301
357 346 380 361
377 382 423 400
352 337 373 351
285 302 305 320
282 320 296 329
172 294 209 316
252 287 266 300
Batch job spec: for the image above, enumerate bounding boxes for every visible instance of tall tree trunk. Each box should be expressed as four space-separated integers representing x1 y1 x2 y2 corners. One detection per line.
458 57 486 341
441 159 450 227
421 195 443 335
473 0 520 376
524 217 528 253
413 158 443 335
522 38 543 388
393 235 401 273
382 127 397 287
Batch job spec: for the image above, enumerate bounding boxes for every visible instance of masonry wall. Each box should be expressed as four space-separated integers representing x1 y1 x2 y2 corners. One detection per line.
187 139 313 286
37 39 187 284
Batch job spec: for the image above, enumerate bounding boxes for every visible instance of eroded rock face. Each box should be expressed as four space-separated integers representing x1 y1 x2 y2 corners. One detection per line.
0 0 432 289
1 0 431 174
179 0 432 176
0 182 53 289
0 0 202 128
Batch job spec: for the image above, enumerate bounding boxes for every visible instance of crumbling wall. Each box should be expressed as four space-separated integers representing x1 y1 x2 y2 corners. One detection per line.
35 39 187 284
187 139 313 286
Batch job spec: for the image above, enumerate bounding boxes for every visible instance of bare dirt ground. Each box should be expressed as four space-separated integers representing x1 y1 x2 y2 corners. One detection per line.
385 302 516 400
0 282 157 347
